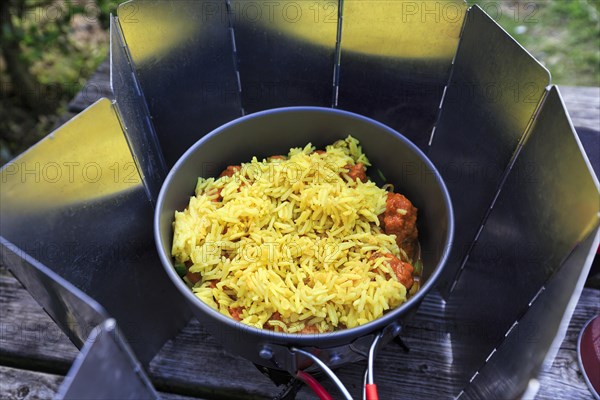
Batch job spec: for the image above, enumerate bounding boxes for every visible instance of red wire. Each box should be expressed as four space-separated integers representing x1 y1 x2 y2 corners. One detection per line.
365 383 379 400
296 370 334 400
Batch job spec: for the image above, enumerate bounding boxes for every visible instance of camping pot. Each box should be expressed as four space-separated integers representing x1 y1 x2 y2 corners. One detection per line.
154 106 454 371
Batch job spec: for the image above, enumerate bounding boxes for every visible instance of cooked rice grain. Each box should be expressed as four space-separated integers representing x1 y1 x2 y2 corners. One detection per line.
172 136 407 333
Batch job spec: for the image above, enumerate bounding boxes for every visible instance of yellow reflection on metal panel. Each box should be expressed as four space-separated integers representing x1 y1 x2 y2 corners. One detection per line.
117 0 464 63
1 98 141 210
229 0 339 49
343 0 467 59
117 0 205 63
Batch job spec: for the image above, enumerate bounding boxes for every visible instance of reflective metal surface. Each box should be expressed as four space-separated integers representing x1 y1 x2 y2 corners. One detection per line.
111 16 166 203
462 227 600 400
230 0 339 112
0 237 108 348
338 0 467 149
427 5 551 294
0 99 190 364
117 0 243 167
1 1 599 398
57 319 159 400
447 86 600 397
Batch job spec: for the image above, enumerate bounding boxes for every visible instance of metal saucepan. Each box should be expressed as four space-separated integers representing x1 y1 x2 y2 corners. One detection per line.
154 107 454 371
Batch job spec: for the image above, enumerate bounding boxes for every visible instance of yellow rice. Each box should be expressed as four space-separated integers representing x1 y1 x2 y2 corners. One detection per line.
172 136 408 333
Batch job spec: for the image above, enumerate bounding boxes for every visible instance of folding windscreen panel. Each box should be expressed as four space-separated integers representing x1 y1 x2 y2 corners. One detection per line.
338 0 467 149
230 0 340 112
0 1 598 399
117 1 243 166
428 6 551 294
0 99 190 365
445 86 599 398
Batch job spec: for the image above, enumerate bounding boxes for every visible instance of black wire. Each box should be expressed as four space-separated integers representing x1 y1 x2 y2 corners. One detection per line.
272 378 304 400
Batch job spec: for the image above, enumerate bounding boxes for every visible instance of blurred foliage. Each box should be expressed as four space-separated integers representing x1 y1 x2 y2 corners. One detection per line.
0 0 124 164
470 0 600 86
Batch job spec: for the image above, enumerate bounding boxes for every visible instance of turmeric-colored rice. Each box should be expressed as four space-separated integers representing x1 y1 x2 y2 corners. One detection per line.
172 136 408 333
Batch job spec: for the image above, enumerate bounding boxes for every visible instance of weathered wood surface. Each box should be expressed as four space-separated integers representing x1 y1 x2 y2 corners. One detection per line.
0 268 77 375
0 366 63 400
148 292 460 400
0 365 203 400
2 264 599 399
536 289 600 399
68 59 113 113
559 86 600 132
0 265 454 399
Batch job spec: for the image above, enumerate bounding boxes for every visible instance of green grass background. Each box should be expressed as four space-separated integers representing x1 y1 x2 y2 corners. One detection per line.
470 0 599 86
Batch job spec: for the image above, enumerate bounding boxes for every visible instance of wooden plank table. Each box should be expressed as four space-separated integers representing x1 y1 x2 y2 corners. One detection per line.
1 61 598 399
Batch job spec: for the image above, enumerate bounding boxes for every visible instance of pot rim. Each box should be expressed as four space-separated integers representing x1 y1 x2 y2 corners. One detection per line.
154 106 455 344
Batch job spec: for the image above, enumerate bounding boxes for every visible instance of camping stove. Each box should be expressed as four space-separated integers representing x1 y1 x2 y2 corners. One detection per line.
1 1 598 399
